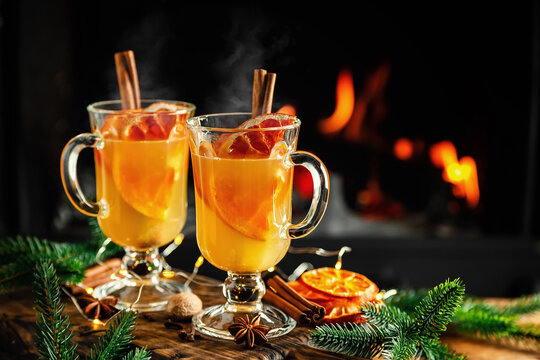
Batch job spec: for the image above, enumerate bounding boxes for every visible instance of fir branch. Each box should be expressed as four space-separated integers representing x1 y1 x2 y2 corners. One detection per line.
33 261 78 360
362 301 412 331
386 284 540 345
453 300 540 344
499 293 540 316
413 278 466 341
89 310 138 360
121 347 152 360
310 322 386 358
420 338 466 360
310 279 466 360
0 229 121 293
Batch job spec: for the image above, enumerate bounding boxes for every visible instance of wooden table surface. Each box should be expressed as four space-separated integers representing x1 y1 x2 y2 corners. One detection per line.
1 274 539 360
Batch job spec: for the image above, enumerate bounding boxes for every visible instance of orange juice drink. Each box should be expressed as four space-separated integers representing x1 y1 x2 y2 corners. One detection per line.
188 112 329 339
61 99 196 311
191 153 293 273
95 136 188 250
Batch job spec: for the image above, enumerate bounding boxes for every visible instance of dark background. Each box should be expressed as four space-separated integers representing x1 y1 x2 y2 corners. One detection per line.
1 0 539 297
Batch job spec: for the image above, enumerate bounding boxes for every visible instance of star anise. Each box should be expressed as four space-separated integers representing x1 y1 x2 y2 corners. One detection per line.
76 294 119 320
227 314 271 348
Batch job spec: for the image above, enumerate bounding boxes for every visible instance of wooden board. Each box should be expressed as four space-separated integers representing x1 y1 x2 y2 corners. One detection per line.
0 275 539 360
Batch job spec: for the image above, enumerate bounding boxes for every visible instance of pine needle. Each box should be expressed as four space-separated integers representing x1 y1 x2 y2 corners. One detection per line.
33 261 78 360
89 310 139 360
310 278 466 360
453 300 540 345
0 230 121 293
310 322 385 359
413 278 466 341
121 347 152 360
500 293 540 316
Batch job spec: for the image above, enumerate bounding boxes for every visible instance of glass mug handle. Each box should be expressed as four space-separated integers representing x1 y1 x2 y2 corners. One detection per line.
286 151 330 239
60 133 102 217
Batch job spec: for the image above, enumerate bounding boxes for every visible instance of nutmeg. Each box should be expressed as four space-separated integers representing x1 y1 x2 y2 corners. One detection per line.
166 292 203 321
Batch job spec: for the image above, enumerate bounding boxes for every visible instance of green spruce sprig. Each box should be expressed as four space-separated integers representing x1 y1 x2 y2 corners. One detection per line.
310 278 466 360
120 347 152 360
452 299 540 345
307 322 386 358
32 259 151 360
33 261 78 360
0 219 121 293
386 287 540 346
89 310 139 360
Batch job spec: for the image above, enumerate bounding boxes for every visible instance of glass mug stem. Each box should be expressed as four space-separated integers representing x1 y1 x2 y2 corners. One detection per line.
60 133 103 217
122 248 163 284
286 151 330 239
223 272 265 313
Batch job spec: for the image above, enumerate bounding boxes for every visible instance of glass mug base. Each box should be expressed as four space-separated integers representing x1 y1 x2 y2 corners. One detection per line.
192 303 296 340
93 277 191 312
93 248 190 312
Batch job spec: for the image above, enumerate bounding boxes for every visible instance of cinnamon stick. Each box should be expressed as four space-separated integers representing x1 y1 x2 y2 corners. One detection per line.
264 275 326 325
84 258 122 279
261 72 276 114
114 50 141 110
252 68 267 117
80 258 122 289
251 68 277 117
268 276 325 318
264 288 310 325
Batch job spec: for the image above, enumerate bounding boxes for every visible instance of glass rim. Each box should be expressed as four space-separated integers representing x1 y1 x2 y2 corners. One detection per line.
187 112 301 132
87 99 196 115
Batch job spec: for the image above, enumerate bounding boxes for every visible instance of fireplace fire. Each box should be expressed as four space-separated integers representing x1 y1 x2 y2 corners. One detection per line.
284 65 484 236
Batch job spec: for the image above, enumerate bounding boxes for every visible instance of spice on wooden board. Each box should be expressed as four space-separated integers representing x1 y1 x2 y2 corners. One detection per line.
263 275 325 326
166 292 203 321
228 314 271 349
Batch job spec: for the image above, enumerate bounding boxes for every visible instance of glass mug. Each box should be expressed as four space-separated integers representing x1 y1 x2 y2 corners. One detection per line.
187 113 329 339
61 99 196 311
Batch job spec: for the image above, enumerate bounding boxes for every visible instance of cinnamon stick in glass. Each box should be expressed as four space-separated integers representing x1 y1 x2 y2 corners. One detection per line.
261 72 276 114
252 68 267 117
114 50 141 110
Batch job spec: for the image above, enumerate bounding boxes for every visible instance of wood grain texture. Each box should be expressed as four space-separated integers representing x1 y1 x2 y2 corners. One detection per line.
0 274 538 360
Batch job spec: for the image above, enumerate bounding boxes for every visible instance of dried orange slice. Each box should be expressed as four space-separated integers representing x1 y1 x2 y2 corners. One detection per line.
300 267 379 299
214 113 296 159
288 271 382 324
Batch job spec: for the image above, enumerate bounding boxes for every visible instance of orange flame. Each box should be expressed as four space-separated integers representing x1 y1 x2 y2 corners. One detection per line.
429 140 458 170
277 105 296 116
430 141 480 208
344 62 391 142
318 69 355 134
318 64 390 141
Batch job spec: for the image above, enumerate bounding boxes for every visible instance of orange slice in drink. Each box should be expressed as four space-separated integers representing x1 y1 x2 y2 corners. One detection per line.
144 102 192 139
300 267 379 299
214 171 289 241
214 113 296 159
111 139 185 220
194 114 295 240
100 102 191 141
98 102 190 219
